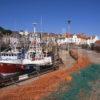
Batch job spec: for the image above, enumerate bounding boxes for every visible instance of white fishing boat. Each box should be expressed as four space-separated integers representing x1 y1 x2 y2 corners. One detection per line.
0 24 52 77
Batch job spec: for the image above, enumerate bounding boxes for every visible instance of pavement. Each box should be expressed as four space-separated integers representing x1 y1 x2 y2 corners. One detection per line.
78 49 100 64
59 49 76 68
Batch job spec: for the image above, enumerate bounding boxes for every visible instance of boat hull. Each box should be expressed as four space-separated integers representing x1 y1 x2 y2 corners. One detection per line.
0 63 24 76
0 57 52 77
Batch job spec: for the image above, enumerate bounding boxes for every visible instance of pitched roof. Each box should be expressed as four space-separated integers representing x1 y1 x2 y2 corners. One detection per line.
66 33 73 38
95 40 100 44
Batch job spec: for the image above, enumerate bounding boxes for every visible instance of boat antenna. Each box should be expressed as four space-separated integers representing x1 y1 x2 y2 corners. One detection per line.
32 22 37 60
40 16 43 40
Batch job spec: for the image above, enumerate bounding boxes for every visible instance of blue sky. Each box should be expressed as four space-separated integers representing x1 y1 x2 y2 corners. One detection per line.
0 0 100 36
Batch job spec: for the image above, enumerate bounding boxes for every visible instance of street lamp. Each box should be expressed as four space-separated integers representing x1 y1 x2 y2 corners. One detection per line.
68 20 71 33
66 19 71 68
32 23 37 34
67 19 71 53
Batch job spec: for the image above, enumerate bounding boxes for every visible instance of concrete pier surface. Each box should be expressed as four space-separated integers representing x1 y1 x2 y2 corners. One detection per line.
59 49 76 68
78 49 100 64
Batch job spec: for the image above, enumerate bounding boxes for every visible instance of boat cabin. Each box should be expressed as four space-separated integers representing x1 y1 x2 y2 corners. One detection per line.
0 52 21 60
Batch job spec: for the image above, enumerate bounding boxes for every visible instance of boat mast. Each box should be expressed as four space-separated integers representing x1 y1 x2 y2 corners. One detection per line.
40 16 43 41
33 23 37 60
0 32 1 59
40 16 44 58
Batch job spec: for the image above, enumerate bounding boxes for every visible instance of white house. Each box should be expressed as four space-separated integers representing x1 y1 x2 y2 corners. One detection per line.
86 35 99 46
57 33 99 46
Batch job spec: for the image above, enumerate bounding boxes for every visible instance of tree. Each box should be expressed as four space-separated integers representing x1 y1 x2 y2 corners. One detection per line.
5 30 12 35
0 27 4 31
0 26 13 50
0 26 12 36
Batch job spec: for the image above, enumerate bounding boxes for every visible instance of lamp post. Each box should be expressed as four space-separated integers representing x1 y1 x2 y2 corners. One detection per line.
66 20 71 68
67 20 71 53
32 23 37 34
68 20 71 33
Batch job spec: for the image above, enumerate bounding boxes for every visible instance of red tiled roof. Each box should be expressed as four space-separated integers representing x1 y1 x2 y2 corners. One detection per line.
77 33 91 40
95 40 100 44
64 33 96 40
66 33 73 38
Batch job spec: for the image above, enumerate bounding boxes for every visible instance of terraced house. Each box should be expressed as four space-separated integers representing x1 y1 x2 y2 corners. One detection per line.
57 33 99 46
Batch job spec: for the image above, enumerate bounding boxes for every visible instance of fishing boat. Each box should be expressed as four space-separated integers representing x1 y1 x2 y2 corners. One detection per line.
0 24 52 77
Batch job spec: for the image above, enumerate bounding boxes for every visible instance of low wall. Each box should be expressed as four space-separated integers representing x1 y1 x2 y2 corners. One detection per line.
69 50 78 60
69 49 91 70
